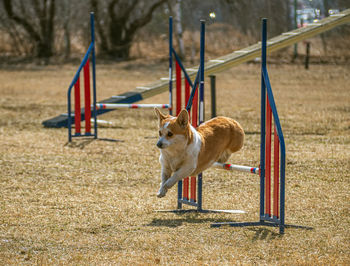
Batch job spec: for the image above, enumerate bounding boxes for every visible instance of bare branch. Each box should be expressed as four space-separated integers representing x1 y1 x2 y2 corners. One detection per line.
129 0 166 35
3 0 41 42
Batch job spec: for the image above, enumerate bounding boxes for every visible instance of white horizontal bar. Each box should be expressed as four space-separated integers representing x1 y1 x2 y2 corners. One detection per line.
234 50 250 53
95 103 170 109
111 95 127 99
90 119 113 125
213 162 259 175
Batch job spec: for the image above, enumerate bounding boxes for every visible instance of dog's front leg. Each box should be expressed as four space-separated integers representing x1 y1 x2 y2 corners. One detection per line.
157 166 172 198
159 164 195 197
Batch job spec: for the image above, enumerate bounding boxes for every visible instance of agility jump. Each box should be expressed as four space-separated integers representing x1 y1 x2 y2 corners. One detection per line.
211 19 286 234
158 17 251 214
67 13 171 142
67 13 97 142
162 17 286 234
170 17 205 211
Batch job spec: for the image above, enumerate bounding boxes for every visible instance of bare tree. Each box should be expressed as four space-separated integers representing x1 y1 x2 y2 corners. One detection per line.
62 0 71 59
90 0 167 60
221 0 290 39
0 12 31 55
3 0 56 60
167 0 185 59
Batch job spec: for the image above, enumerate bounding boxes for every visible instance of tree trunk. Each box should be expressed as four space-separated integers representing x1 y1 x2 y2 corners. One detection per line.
90 0 109 55
62 0 71 59
91 0 166 60
108 23 133 59
3 0 56 60
174 0 185 60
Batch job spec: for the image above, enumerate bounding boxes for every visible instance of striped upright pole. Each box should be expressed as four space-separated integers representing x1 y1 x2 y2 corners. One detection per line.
169 16 173 115
260 18 267 220
90 12 97 139
84 59 91 134
74 78 81 135
197 20 206 211
261 18 286 234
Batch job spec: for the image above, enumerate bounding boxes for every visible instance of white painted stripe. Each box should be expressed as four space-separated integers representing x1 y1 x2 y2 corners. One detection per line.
282 32 299 35
258 41 275 45
234 50 249 53
111 95 127 99
308 23 322 26
209 59 225 63
199 101 204 122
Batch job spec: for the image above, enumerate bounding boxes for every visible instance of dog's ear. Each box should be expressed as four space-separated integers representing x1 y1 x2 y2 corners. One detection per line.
176 109 189 128
154 107 166 121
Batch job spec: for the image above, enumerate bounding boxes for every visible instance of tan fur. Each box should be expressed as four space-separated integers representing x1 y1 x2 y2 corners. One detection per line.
195 116 244 174
154 108 244 197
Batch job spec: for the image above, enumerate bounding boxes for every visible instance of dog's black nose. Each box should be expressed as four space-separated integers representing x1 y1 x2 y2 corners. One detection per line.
156 140 163 149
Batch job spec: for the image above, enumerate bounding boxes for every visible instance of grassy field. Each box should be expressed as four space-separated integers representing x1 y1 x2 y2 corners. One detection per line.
0 59 349 264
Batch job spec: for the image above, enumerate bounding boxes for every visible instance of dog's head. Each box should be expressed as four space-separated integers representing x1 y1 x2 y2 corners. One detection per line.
154 108 190 150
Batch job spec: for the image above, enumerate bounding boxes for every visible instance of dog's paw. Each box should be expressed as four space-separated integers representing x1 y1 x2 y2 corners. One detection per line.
157 192 165 198
157 187 167 198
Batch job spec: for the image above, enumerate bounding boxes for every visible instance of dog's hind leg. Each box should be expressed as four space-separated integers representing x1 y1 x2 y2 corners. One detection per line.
217 150 232 163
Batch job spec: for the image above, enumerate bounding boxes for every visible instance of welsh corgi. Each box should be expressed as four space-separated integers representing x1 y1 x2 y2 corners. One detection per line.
154 108 244 198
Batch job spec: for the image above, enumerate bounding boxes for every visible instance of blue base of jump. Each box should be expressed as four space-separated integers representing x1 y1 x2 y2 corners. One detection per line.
211 221 313 234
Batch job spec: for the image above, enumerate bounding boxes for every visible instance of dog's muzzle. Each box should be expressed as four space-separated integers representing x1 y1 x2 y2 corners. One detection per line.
156 140 163 149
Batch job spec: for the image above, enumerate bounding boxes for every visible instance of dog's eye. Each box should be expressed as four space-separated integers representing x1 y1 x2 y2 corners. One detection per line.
167 132 173 137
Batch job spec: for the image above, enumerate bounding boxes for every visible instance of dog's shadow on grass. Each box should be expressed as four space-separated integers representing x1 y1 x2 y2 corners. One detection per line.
147 214 313 241
249 224 314 240
249 228 282 241
147 214 235 228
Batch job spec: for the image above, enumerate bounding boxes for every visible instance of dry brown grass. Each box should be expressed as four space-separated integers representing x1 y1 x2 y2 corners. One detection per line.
0 59 349 264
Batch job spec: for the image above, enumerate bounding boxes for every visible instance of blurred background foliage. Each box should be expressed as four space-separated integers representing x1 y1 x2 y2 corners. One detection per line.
0 0 349 63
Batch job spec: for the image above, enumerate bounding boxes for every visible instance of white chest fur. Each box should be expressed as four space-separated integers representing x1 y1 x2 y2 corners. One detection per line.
159 125 202 172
